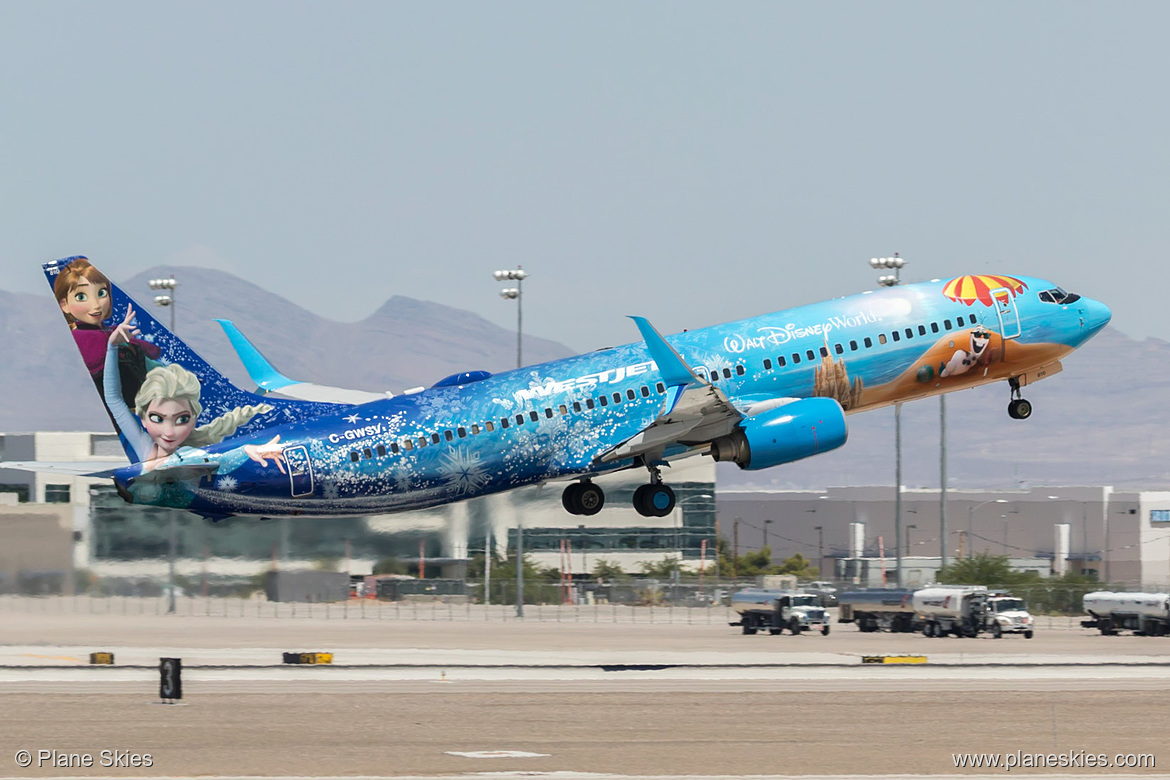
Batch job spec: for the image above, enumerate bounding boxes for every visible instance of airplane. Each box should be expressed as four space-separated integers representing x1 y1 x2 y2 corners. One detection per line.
17 256 1110 521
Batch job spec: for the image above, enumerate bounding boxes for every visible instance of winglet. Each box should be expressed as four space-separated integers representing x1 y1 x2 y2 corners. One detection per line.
215 319 296 393
629 316 700 388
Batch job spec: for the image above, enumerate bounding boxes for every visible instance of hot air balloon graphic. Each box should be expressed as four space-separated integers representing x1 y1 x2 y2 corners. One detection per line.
941 274 1028 307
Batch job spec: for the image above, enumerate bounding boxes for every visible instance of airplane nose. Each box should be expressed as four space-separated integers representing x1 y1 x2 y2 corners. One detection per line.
1082 298 1112 335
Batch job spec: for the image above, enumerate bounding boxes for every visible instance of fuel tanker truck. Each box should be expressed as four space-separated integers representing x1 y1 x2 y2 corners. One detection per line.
913 586 1035 638
730 588 831 635
1082 591 1170 636
837 589 918 633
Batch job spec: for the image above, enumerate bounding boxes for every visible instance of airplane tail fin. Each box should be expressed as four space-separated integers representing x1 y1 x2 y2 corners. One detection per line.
44 256 349 465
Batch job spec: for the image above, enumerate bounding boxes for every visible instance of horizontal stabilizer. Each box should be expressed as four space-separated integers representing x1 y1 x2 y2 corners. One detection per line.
215 320 387 405
0 461 125 478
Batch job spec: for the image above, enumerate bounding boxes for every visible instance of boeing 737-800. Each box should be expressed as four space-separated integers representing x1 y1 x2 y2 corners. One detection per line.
18 256 1110 521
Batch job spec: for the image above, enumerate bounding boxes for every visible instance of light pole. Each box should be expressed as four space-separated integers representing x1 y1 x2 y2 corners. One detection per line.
493 268 527 369
814 525 824 579
965 499 1008 559
149 275 178 614
763 519 773 553
870 254 907 586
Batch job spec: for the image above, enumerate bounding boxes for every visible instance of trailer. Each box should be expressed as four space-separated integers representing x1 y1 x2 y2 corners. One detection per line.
1082 591 1170 636
837 589 918 633
730 588 831 635
913 586 1035 638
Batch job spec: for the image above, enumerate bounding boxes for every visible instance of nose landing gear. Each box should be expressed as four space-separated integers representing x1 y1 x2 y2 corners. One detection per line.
1007 377 1032 420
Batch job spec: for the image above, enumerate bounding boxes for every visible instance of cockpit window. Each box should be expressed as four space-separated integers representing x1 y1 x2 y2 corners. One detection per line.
1038 287 1081 304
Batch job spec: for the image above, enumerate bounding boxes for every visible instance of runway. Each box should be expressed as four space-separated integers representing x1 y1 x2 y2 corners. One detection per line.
1 611 1167 778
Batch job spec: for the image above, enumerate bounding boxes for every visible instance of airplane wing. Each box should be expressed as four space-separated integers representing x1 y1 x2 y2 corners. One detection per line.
215 320 389 405
596 317 744 464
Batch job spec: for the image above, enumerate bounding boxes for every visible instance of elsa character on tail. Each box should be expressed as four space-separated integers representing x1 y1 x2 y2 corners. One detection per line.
105 305 281 471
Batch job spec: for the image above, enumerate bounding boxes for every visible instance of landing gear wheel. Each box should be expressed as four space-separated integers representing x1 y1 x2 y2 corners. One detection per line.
562 481 604 515
634 483 676 517
1008 398 1032 419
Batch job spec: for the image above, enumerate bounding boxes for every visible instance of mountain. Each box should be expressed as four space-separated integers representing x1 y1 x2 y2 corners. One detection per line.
2 268 1159 489
0 266 574 432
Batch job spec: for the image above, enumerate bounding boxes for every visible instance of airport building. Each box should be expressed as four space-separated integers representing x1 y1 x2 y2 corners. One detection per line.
0 431 717 592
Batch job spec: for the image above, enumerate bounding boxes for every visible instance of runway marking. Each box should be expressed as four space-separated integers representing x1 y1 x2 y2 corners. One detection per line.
445 750 551 758
19 653 82 662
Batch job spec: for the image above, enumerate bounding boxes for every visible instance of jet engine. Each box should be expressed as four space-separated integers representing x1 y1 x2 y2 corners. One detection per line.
710 398 847 470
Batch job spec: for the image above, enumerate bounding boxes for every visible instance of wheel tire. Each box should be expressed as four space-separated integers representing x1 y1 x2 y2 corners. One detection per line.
769 628 783 635
821 624 830 636
1015 398 1032 419
789 618 802 635
923 623 933 638
742 625 757 635
561 483 583 515
577 483 605 516
632 485 654 517
1024 630 1034 639
992 623 1003 639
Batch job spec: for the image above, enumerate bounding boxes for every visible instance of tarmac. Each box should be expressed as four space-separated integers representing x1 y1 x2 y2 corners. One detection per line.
1 609 1168 779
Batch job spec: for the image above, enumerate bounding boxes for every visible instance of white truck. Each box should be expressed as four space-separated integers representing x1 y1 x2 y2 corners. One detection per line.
913 586 1035 639
730 588 832 635
1082 591 1170 636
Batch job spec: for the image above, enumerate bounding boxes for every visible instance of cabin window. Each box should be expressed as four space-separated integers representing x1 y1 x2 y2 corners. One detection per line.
640 386 650 397
501 418 510 429
377 445 386 457
417 437 428 448
545 408 554 418
391 442 400 454
849 340 858 351
402 440 413 451
624 389 634 401
722 368 731 379
735 365 745 376
530 411 539 422
892 331 900 342
931 322 939 333
470 424 479 435
457 427 467 438
484 421 494 432
970 314 979 325
918 325 926 336
612 392 621 404
350 451 359 462
656 382 665 393
905 328 913 339
599 395 608 407
559 404 569 415
363 447 373 459
763 358 772 370
864 337 873 348
944 319 953 330
819 346 828 358
432 433 442 444
792 353 801 364
806 350 816 361
878 334 887 345
777 356 787 367
442 431 452 442
834 343 844 355
586 398 596 409
573 401 582 412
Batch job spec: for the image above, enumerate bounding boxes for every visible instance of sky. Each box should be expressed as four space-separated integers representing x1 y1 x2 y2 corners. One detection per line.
2 2 1168 353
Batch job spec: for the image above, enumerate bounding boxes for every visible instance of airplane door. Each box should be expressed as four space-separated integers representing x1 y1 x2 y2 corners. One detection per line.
282 445 314 497
990 287 1021 340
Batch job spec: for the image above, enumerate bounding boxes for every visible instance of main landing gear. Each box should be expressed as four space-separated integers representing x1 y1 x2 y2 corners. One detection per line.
560 460 679 517
562 480 605 516
1007 377 1032 420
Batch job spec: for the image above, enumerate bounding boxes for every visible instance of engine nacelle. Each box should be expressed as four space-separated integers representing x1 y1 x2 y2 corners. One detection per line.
711 397 847 471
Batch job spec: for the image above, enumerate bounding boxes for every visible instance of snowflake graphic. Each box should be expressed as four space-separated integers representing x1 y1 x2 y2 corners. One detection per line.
437 448 490 496
392 465 415 492
344 413 361 424
322 481 340 500
216 475 238 492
